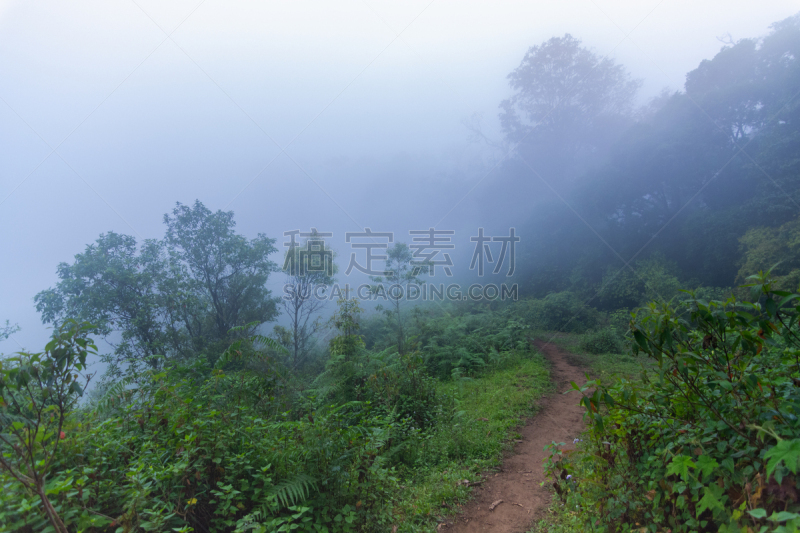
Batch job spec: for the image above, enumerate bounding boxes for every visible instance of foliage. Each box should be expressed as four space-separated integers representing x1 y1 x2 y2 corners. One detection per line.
500 33 640 182
580 327 624 355
513 15 800 296
553 273 800 532
35 201 280 377
34 233 178 374
512 291 599 334
0 321 19 344
373 302 538 380
162 200 280 356
316 298 440 429
0 321 95 533
596 255 682 311
370 243 430 355
1 355 401 532
327 297 365 359
280 229 337 370
0 302 552 533
738 214 800 290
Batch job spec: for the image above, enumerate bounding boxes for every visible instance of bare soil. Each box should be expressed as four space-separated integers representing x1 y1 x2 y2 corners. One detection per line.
441 339 588 533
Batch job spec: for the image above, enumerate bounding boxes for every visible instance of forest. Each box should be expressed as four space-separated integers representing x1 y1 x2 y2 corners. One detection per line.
2 11 800 533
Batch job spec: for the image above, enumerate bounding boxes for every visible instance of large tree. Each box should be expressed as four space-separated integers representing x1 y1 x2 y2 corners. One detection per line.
500 34 641 182
35 201 280 375
163 201 279 351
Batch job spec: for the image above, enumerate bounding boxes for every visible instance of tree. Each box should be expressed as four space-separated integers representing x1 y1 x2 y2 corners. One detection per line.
511 16 800 293
370 243 429 354
279 229 336 370
163 201 280 356
0 321 20 349
327 295 364 358
35 233 181 375
35 201 280 375
311 295 366 404
500 34 641 181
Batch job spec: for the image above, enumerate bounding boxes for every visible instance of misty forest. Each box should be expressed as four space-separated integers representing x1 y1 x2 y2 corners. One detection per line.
5 8 800 533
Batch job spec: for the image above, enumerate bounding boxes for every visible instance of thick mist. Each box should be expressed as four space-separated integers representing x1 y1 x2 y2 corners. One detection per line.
1 0 797 365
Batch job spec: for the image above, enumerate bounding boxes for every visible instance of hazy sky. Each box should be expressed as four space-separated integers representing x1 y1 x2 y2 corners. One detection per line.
1 0 798 361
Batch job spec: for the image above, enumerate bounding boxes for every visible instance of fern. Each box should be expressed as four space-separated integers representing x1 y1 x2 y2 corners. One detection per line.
227 321 261 335
251 335 290 355
91 376 141 414
227 323 289 354
214 335 289 371
268 474 317 508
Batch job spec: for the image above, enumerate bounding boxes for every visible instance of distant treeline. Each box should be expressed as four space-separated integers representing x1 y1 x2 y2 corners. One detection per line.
496 14 800 303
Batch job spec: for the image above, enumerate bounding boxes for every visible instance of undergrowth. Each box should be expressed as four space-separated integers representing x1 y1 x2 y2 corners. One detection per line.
536 273 800 532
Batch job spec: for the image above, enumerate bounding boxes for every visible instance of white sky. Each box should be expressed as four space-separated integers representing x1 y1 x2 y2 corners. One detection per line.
1 0 798 362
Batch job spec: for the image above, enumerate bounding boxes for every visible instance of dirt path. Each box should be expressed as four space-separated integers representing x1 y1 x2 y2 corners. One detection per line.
442 339 588 533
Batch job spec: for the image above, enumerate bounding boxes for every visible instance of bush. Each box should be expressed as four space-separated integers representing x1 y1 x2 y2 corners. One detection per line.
513 292 599 333
580 327 623 354
552 273 800 532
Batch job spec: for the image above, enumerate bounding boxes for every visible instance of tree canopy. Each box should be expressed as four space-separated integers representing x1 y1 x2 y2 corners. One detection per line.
511 15 800 296
35 201 279 376
500 34 641 182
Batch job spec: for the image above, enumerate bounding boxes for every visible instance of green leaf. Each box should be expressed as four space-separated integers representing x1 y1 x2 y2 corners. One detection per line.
777 294 799 309
769 511 800 522
666 455 695 482
695 456 718 480
696 485 724 517
765 298 777 316
765 439 800 480
633 330 649 352
748 508 767 519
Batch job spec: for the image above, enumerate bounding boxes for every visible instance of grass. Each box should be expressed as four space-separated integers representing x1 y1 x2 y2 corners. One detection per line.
535 331 653 380
529 500 588 533
393 334 646 532
395 353 551 531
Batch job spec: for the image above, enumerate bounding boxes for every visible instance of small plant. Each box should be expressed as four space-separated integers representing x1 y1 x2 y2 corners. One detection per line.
542 442 573 500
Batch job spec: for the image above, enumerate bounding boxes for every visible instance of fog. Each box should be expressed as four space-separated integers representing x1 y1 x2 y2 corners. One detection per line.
1 0 797 368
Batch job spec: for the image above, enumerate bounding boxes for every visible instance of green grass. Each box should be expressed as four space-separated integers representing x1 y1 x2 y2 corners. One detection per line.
395 354 551 531
535 331 652 380
394 335 647 532
529 500 587 533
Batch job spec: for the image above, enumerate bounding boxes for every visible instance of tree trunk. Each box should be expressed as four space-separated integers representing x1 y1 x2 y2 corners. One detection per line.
37 485 68 533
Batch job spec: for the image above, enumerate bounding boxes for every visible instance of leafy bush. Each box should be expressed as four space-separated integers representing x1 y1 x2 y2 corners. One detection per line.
0 320 96 533
555 272 800 532
580 327 624 354
596 255 682 311
0 299 553 533
1 359 402 533
514 292 600 333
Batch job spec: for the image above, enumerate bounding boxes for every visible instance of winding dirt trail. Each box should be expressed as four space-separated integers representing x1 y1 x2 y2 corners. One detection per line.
441 339 588 533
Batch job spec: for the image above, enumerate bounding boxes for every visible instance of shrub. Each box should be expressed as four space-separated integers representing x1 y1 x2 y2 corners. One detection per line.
580 327 623 354
514 292 599 333
555 272 800 532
